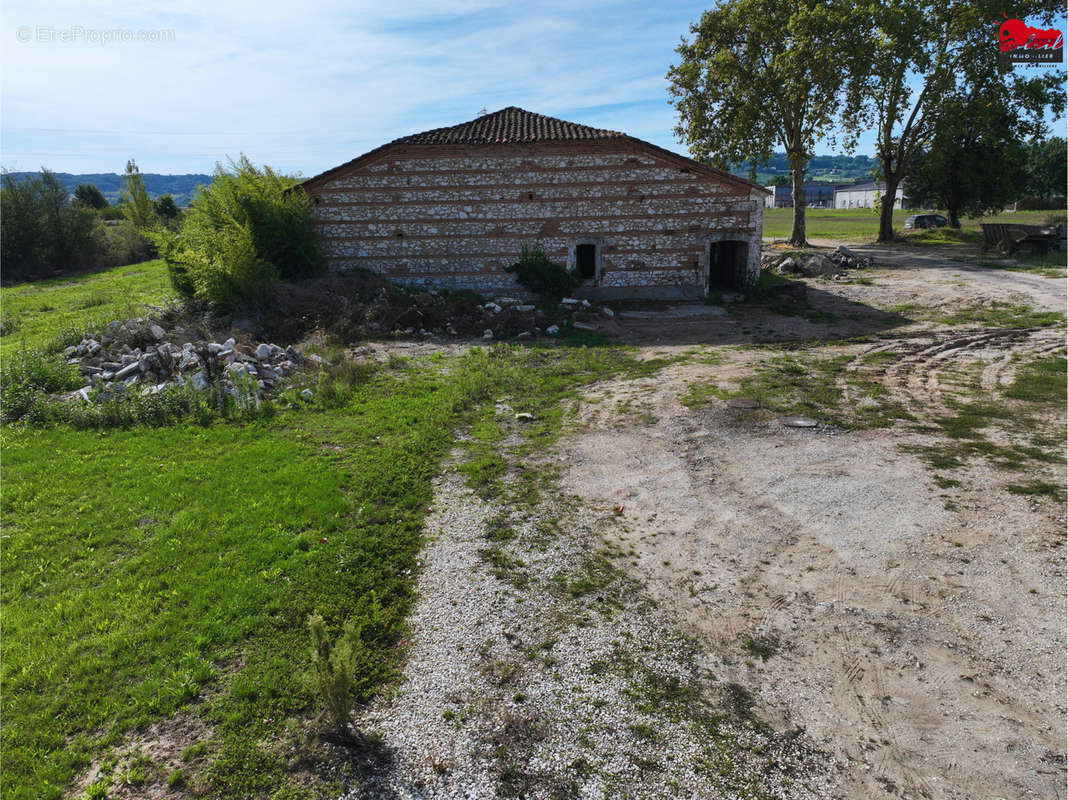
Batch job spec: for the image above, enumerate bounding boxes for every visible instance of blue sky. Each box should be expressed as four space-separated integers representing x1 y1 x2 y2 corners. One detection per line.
2 0 1065 176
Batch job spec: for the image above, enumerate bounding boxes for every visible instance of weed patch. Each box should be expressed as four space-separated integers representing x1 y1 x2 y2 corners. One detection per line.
710 354 911 429
1004 355 1066 404
1005 481 1066 502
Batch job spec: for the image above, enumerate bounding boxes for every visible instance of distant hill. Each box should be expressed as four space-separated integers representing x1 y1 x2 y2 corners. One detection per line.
3 172 214 206
729 153 879 186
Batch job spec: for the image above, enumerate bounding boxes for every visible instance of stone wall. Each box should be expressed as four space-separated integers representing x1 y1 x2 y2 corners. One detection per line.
306 140 764 298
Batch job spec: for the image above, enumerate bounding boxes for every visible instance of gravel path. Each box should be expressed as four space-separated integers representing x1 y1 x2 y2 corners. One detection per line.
343 454 842 799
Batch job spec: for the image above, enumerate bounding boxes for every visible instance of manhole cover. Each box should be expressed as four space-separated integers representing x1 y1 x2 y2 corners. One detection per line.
779 416 819 428
727 397 760 409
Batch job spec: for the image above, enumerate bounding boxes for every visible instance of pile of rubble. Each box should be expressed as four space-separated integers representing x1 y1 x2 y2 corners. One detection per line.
61 318 313 403
476 295 613 339
762 246 873 278
267 271 613 343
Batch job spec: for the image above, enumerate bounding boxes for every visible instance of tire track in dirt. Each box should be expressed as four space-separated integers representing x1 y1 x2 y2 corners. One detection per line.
849 327 1064 412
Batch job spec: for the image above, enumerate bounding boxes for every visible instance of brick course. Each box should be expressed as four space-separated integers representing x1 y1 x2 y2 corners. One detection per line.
300 111 767 299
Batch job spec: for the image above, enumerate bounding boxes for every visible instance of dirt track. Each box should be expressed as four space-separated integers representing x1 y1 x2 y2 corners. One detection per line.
559 242 1067 799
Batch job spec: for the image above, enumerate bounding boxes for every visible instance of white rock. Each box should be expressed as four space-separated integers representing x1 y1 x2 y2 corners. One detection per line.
546 324 560 335
148 324 166 341
300 388 315 400
515 304 535 312
601 307 615 318
223 337 236 348
560 298 580 306
189 372 210 391
482 329 494 339
207 343 223 355
581 299 591 307
255 343 271 360
114 362 139 381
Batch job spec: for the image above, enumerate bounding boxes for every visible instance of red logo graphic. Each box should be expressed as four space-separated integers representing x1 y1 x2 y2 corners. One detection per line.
999 13 1063 52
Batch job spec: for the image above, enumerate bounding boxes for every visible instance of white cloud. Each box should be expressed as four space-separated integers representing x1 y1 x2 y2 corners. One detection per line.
2 1 1063 174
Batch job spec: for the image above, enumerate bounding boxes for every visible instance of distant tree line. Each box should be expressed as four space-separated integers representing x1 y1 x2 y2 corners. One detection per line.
733 153 881 182
1 160 181 283
1 171 213 206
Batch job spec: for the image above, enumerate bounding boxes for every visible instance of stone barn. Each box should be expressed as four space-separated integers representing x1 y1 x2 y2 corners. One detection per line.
298 107 769 300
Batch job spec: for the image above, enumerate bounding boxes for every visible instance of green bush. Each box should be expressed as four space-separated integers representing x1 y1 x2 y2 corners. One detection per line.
0 349 82 423
98 220 154 266
152 156 324 310
505 243 578 300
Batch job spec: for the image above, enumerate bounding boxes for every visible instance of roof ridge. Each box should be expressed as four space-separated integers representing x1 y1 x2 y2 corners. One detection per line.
390 106 625 146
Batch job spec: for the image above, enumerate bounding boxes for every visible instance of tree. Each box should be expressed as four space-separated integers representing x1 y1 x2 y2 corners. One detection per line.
668 0 865 246
153 194 180 225
120 159 156 229
851 1 1065 242
1024 136 1067 203
0 169 99 281
905 83 1030 225
769 175 791 187
73 183 108 210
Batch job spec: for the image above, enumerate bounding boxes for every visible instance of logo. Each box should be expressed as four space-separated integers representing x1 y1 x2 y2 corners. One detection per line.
998 13 1064 64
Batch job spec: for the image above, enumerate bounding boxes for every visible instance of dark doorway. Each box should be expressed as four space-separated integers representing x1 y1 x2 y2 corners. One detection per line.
575 243 597 281
708 240 748 289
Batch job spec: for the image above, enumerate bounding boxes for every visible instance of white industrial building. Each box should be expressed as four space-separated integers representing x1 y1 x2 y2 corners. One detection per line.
834 181 908 209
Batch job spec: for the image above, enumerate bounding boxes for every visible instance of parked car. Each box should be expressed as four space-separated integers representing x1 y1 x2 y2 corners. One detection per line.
904 214 960 230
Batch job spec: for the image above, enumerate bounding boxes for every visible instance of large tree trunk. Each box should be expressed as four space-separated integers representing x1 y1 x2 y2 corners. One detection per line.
789 162 807 247
877 174 900 243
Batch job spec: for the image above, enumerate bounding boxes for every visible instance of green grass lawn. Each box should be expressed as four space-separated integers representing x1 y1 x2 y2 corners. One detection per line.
0 260 174 356
0 267 669 799
763 207 1065 244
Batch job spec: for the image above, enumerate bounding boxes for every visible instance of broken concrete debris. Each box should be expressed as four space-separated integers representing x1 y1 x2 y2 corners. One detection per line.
762 246 873 278
57 317 309 408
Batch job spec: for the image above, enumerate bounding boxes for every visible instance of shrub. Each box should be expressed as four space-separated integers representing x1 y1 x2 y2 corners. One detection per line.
307 612 366 732
505 244 578 300
98 219 154 266
0 348 82 422
152 156 324 310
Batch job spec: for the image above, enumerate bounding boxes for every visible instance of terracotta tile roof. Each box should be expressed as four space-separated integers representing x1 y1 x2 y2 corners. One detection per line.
297 107 769 194
392 106 625 145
